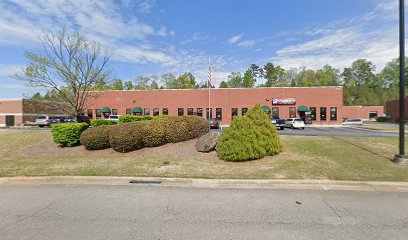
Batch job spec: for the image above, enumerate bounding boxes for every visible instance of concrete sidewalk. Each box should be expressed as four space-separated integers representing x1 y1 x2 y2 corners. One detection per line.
1 176 408 192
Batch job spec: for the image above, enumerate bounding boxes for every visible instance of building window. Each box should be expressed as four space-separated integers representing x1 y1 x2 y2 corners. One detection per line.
330 107 337 121
197 108 203 117
144 108 150 116
126 108 131 115
206 108 213 119
112 109 118 115
242 108 248 116
162 108 168 115
231 108 238 119
178 108 184 116
95 109 101 119
216 108 222 121
369 111 378 119
272 107 279 119
320 107 327 120
289 107 296 118
87 109 93 119
310 107 316 120
187 108 194 115
153 108 159 116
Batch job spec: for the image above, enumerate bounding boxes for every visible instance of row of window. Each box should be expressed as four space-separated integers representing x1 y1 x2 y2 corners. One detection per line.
86 107 337 121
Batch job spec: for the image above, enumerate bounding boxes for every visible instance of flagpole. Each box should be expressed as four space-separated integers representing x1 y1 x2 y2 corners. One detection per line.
208 58 211 130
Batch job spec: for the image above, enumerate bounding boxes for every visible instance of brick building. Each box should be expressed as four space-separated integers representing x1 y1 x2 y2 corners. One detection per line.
385 96 408 121
0 99 66 126
83 86 384 126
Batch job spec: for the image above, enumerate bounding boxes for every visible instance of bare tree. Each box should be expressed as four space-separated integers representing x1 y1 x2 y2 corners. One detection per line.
13 27 112 119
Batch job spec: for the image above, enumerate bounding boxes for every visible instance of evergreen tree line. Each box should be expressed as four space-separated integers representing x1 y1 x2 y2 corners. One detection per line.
30 58 406 106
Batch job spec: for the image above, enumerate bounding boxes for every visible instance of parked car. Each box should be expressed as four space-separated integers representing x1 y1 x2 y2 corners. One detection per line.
209 118 220 129
107 115 120 122
342 118 363 125
63 116 76 123
285 118 305 129
272 118 285 130
35 115 64 127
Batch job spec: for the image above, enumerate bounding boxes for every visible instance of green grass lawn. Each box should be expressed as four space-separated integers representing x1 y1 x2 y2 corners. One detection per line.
0 129 407 181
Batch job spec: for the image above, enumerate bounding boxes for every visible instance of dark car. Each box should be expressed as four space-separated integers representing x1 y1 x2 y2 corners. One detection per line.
272 118 285 130
49 116 65 124
209 118 220 129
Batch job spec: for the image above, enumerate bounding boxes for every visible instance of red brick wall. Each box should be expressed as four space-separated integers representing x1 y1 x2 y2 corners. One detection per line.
0 99 23 126
85 87 344 125
385 97 408 121
342 106 384 120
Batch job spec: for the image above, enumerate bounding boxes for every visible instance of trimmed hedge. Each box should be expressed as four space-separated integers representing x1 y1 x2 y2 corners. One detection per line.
118 115 169 124
109 122 145 152
51 123 88 147
216 104 282 161
142 120 167 147
161 116 190 143
80 125 112 150
90 119 117 127
184 115 209 139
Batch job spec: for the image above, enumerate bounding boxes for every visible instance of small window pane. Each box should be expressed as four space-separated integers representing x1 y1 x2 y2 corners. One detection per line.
178 108 184 116
162 108 168 115
206 108 213 119
216 108 222 121
289 107 296 118
144 108 150 116
310 107 316 120
95 109 101 119
153 108 159 116
187 108 194 115
231 108 238 120
87 109 93 119
242 108 248 116
330 107 337 121
197 108 203 117
126 108 131 115
320 107 327 120
112 109 118 115
272 107 279 119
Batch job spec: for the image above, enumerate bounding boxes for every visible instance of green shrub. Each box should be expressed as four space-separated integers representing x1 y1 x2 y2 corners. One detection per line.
184 115 209 139
51 123 88 147
142 120 167 147
216 117 266 161
90 119 117 127
160 116 190 143
109 122 145 152
216 104 282 161
80 125 112 150
244 104 283 156
119 115 153 124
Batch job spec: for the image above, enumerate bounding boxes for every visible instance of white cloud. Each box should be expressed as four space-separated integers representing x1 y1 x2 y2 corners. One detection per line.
0 64 25 77
228 34 243 44
272 0 400 71
237 40 256 48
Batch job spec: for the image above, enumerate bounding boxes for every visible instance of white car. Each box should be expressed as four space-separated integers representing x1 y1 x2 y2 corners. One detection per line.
342 118 363 125
285 118 305 129
107 115 120 122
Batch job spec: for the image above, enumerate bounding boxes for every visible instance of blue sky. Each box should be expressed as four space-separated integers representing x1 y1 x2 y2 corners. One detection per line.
0 0 403 98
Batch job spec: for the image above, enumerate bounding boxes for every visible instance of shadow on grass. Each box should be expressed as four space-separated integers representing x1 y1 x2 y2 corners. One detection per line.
331 136 394 161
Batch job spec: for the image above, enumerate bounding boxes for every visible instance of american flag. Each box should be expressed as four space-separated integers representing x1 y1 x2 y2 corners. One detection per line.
207 66 211 88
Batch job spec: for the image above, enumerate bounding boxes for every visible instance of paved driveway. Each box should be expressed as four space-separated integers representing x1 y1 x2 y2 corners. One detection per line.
0 184 407 240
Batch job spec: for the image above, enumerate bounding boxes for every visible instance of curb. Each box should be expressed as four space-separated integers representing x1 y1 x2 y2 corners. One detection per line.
1 176 408 192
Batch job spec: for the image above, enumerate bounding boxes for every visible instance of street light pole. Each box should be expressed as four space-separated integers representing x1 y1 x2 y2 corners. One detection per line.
394 0 408 164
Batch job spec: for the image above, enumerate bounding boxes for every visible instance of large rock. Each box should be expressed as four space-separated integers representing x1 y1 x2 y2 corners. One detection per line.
195 132 221 152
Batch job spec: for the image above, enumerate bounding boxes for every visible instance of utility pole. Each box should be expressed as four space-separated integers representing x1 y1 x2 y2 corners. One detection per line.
394 0 408 165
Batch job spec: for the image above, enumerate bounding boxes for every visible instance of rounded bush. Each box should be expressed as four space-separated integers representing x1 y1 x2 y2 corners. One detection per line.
109 122 145 152
142 120 167 147
80 125 112 150
51 123 88 147
184 115 209 139
216 104 282 161
161 116 190 143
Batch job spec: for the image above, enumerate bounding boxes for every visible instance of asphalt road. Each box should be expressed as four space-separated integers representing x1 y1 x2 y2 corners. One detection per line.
0 185 407 240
